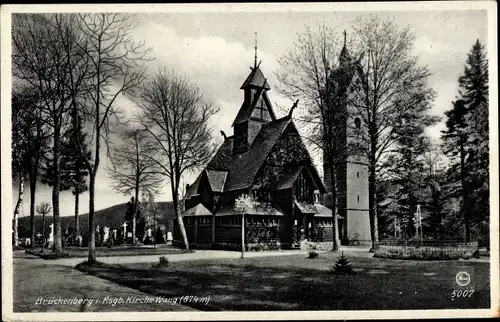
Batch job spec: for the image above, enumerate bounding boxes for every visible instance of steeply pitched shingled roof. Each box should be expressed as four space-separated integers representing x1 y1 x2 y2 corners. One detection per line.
182 203 212 217
224 117 292 191
240 66 271 90
185 116 327 198
274 166 304 190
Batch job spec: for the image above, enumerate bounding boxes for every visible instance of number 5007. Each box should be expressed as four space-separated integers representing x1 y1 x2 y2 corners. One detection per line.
452 289 474 297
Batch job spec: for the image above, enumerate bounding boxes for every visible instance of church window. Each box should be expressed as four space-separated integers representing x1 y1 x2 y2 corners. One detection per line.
354 117 361 129
357 195 360 203
357 172 360 178
294 172 312 201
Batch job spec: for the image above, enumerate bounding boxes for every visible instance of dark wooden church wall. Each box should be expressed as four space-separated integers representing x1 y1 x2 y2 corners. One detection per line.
215 215 242 245
245 215 281 250
310 218 334 242
196 216 213 243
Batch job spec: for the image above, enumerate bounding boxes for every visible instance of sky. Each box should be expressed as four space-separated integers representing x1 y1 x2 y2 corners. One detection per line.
10 7 489 219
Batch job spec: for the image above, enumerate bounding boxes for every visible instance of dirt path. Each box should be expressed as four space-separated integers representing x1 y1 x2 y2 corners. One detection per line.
36 247 376 267
13 253 196 312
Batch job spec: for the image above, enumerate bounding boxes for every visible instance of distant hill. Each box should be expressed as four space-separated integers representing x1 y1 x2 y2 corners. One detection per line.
16 202 176 239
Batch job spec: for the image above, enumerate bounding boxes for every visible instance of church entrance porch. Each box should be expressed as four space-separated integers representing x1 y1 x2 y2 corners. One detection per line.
291 212 315 249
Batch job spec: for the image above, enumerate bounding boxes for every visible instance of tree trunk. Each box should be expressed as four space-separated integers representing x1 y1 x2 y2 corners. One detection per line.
13 177 23 247
41 213 46 250
241 213 245 258
29 170 37 248
52 125 62 252
327 159 340 251
172 186 189 250
133 187 139 245
74 183 80 240
87 175 97 262
368 141 379 252
459 138 470 242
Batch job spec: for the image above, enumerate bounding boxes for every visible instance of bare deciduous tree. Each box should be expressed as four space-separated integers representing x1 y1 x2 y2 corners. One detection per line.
12 14 84 252
276 24 348 251
349 16 436 249
137 69 219 250
74 13 151 262
106 127 164 244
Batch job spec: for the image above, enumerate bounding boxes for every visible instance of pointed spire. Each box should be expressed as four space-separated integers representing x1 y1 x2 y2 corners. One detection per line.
254 32 258 69
340 30 351 65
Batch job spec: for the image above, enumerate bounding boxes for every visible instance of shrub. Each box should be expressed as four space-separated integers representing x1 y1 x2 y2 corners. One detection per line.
153 256 170 268
308 251 319 259
333 251 353 275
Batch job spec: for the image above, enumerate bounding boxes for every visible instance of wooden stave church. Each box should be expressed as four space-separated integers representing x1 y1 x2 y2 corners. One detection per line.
173 39 371 250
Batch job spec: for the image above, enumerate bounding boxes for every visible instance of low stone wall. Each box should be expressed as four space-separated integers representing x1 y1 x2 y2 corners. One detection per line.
374 240 479 260
301 241 332 251
345 240 372 247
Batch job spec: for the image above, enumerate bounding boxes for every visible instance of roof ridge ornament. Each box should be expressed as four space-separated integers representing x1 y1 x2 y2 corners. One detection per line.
288 99 299 118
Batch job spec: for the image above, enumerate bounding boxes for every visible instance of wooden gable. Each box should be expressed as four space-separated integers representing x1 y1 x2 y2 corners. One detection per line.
249 90 274 123
252 121 326 193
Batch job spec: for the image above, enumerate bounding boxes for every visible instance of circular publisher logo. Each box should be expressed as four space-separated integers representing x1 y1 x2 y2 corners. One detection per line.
456 271 471 287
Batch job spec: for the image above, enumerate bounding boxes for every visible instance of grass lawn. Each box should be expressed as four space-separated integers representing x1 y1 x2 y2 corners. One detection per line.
76 252 490 311
26 245 186 259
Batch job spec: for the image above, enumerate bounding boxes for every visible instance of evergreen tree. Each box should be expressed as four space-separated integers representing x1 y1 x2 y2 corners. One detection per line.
442 99 470 240
442 40 489 242
123 197 142 242
384 109 437 239
334 251 353 274
421 147 448 239
460 40 489 230
12 87 50 247
41 113 91 239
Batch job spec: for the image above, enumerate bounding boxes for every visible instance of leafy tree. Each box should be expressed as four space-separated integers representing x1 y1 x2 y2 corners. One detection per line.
235 193 258 258
139 191 164 246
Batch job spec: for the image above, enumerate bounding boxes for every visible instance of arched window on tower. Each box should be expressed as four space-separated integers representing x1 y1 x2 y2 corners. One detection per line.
354 117 361 129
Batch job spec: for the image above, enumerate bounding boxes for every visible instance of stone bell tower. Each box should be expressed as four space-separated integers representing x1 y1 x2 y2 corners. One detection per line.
323 31 371 246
